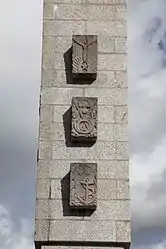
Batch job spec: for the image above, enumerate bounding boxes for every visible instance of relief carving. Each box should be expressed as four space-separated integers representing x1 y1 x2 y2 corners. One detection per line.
70 163 97 209
72 35 97 81
71 97 98 142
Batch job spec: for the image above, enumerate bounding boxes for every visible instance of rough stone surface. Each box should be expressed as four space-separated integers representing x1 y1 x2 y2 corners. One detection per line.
35 0 130 247
49 220 116 241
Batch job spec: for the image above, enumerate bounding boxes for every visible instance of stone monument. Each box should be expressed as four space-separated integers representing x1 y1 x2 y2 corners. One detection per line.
35 1 130 249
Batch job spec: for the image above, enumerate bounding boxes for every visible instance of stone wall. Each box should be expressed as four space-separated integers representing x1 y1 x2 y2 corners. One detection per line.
35 0 130 248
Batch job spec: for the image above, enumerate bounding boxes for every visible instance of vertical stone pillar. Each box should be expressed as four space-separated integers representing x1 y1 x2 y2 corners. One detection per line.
35 1 130 249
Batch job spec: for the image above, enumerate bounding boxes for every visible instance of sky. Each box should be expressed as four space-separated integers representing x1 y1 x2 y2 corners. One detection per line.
0 0 166 248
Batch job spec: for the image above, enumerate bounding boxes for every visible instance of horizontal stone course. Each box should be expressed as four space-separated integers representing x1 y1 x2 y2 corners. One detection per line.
39 104 127 125
85 88 127 105
37 160 129 179
43 20 86 36
38 141 128 160
49 220 116 241
86 21 126 37
44 4 119 21
39 121 127 142
41 87 84 105
44 0 126 4
36 199 130 220
42 70 127 88
37 178 129 201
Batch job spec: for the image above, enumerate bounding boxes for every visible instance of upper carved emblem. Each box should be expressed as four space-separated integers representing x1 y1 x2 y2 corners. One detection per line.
72 35 97 81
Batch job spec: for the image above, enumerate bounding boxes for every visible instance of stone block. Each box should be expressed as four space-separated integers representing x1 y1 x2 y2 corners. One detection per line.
42 70 127 88
85 88 127 106
98 54 127 71
98 123 114 141
43 35 71 54
115 71 127 88
98 179 116 200
117 179 130 200
98 106 115 123
35 219 49 241
98 37 114 53
43 3 55 19
43 20 86 36
97 142 116 160
83 248 124 249
71 97 98 142
37 160 70 179
72 35 97 81
98 160 129 179
41 87 84 105
37 160 129 180
49 220 116 241
36 199 129 221
54 4 87 20
115 37 127 54
39 121 51 140
42 70 65 87
70 163 97 209
87 0 126 3
98 161 117 179
36 179 50 199
86 21 126 37
40 105 54 122
87 5 115 20
114 124 128 141
53 105 70 122
116 160 129 179
38 141 53 159
115 105 128 123
115 200 130 220
44 122 64 141
115 5 127 21
116 221 131 242
115 142 128 160
44 0 71 2
42 51 65 70
96 71 116 88
98 123 127 141
51 179 63 199
52 141 117 160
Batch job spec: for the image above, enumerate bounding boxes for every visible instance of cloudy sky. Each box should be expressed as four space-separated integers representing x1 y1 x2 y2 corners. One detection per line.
0 0 166 248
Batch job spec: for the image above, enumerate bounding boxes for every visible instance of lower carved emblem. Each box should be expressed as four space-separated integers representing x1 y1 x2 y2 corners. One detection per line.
70 163 97 209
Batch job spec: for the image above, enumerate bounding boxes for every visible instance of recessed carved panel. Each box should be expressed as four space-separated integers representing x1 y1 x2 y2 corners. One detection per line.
71 97 97 142
72 35 97 81
70 163 97 209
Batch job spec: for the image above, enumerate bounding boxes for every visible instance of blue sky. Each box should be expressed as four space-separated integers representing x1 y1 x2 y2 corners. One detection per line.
1 0 166 248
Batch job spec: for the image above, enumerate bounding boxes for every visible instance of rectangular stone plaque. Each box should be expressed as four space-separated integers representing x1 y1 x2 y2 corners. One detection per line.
71 97 98 142
70 163 97 209
72 35 97 81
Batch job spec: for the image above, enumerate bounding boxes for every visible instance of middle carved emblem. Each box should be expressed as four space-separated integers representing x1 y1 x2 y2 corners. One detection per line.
71 97 98 142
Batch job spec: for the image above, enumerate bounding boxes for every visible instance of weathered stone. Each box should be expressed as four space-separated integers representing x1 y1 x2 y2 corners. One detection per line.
70 163 97 209
71 97 98 142
49 220 116 241
72 35 97 81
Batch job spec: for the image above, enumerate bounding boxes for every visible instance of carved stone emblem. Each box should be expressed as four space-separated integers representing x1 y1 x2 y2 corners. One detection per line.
70 163 97 209
72 35 97 81
71 97 97 142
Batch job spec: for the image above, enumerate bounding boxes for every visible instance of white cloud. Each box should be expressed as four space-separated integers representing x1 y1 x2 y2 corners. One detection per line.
0 204 34 249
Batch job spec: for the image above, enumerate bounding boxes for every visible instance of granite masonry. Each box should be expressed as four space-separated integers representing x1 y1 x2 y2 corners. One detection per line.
35 1 130 249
